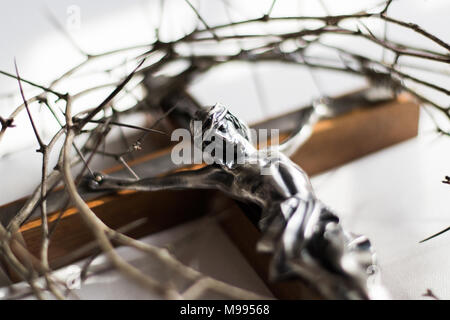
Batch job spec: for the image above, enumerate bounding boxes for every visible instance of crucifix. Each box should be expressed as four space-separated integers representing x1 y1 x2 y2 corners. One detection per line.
88 100 383 299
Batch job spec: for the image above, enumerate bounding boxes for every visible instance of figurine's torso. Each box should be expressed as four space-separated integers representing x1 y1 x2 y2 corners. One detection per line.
218 149 315 209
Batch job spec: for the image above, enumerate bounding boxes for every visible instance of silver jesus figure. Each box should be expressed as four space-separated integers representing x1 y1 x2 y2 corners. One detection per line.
89 103 387 299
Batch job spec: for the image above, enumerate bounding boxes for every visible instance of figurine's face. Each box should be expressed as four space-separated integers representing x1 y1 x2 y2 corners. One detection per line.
190 103 254 166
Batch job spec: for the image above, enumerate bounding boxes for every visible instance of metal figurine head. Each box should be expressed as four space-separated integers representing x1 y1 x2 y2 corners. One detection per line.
190 103 255 167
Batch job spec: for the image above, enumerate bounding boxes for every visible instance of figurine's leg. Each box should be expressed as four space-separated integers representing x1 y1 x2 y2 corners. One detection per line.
257 214 286 253
256 203 289 253
257 196 303 253
87 165 231 193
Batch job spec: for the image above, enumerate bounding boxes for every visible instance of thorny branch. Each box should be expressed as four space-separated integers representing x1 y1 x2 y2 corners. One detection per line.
0 0 449 299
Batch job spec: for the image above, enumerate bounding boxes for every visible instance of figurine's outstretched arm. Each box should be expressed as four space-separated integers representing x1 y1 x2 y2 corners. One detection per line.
88 165 233 193
276 106 319 157
276 89 396 157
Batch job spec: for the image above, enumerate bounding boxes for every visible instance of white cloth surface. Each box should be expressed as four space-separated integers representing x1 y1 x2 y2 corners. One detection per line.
310 114 450 299
0 220 273 299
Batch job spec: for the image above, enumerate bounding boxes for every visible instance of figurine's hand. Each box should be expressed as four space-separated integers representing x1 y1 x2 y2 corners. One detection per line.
85 172 136 191
86 172 105 190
